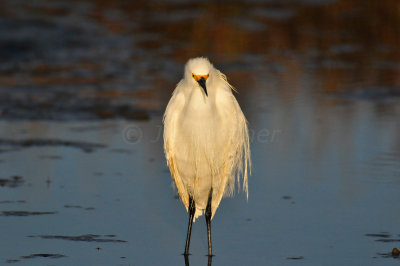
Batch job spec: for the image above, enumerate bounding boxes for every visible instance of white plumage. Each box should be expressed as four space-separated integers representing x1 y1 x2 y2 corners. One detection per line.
163 57 251 220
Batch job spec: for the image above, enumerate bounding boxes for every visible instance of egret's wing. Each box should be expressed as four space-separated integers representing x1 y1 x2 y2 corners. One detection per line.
211 72 251 218
163 83 189 210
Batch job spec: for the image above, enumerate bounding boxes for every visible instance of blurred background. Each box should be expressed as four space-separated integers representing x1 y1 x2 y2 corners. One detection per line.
0 0 400 265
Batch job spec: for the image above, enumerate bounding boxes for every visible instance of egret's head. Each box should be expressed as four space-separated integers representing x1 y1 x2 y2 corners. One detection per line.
185 57 212 97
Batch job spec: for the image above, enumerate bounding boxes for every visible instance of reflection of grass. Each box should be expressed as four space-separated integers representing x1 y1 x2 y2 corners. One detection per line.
0 211 57 216
0 200 26 204
64 204 96 210
21 253 66 259
1 0 400 121
29 234 127 243
286 256 304 260
0 138 106 153
0 175 24 188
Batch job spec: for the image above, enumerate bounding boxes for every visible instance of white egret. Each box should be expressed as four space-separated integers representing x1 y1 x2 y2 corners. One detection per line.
163 57 251 256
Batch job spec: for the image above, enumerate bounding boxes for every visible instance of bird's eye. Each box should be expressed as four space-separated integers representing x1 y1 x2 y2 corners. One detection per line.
192 74 195 78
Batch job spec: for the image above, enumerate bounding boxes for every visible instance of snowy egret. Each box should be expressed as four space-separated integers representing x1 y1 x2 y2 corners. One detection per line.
163 57 251 256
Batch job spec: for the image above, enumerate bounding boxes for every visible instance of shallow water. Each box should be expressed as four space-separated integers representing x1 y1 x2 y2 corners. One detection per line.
1 0 400 265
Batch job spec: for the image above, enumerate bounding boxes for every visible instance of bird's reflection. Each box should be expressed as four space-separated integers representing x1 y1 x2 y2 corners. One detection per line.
183 254 213 266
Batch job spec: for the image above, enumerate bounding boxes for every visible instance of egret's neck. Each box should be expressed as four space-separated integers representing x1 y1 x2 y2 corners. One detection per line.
186 85 211 107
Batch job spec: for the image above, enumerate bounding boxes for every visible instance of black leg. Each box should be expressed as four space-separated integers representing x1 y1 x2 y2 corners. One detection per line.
205 189 213 256
184 196 195 255
184 253 190 266
207 254 213 266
